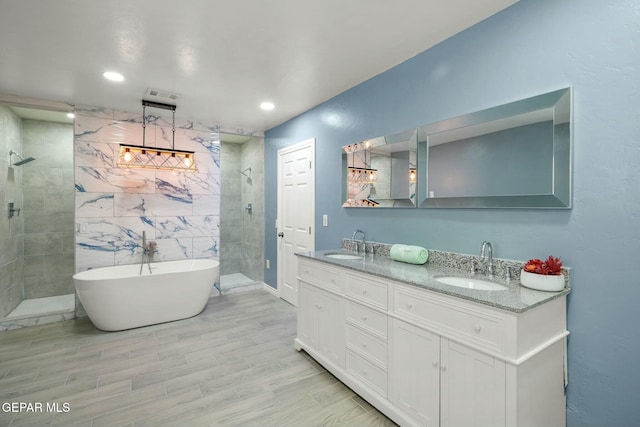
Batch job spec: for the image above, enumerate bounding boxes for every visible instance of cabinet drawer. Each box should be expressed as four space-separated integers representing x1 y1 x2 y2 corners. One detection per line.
346 301 388 340
298 259 343 293
346 273 388 309
394 286 505 354
346 324 388 368
346 349 388 397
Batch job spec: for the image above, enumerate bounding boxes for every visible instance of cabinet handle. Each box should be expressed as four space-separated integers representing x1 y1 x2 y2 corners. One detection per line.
441 365 447 372
432 361 439 368
362 288 368 294
362 315 368 321
361 343 368 349
474 325 482 333
406 303 413 309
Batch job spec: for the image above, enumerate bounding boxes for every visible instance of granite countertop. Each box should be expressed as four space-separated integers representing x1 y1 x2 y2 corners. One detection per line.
296 249 570 314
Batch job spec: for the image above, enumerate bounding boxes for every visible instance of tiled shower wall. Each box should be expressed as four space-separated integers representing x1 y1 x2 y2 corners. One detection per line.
73 107 222 279
239 137 264 282
219 137 264 282
0 105 24 317
22 120 75 298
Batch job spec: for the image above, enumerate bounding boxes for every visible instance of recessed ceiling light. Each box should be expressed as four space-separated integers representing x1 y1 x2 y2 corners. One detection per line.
103 71 124 82
66 112 75 119
260 101 275 111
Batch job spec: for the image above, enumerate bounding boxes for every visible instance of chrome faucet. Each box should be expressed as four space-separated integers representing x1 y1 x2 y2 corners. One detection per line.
140 231 157 275
480 241 495 279
147 241 157 263
352 229 366 253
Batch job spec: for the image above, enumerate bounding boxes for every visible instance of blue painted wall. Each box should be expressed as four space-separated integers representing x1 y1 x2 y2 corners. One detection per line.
264 0 640 425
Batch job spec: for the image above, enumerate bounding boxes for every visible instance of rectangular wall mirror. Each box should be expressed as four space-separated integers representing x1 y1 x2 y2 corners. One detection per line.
417 87 572 208
342 129 417 207
341 87 571 209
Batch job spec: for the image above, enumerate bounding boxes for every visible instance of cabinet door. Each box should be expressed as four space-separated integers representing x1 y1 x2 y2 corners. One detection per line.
441 338 506 427
298 282 319 349
390 319 440 427
318 290 345 368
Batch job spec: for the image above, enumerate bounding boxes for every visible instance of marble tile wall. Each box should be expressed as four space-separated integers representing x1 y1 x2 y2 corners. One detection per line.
74 106 222 279
220 143 242 275
22 120 75 298
0 105 24 317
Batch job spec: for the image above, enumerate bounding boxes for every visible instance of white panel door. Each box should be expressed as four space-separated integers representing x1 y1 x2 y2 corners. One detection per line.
277 138 315 306
389 318 440 427
440 338 506 427
297 282 319 349
317 289 345 368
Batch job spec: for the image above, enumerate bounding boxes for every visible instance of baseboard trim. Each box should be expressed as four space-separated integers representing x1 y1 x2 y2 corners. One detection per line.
262 283 278 297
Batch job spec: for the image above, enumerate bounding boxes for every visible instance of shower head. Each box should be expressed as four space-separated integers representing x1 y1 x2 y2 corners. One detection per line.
237 167 252 178
9 150 35 166
13 157 36 166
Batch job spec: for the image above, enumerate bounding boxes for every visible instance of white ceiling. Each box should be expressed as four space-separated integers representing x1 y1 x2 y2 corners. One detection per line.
8 106 74 125
0 0 517 133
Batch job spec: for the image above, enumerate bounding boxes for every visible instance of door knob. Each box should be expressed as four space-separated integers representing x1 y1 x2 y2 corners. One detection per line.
277 232 284 237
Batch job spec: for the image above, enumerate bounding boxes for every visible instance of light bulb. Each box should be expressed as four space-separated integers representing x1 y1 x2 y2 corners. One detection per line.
103 71 124 82
183 156 192 167
123 150 132 162
260 101 275 111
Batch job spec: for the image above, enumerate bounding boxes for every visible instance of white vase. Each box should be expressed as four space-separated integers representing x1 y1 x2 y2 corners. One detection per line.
520 270 565 292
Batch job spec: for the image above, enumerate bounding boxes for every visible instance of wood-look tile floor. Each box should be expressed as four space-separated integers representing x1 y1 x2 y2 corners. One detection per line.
0 290 397 427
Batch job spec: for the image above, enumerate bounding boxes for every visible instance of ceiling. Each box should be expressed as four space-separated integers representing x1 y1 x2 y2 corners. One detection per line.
0 0 517 133
8 106 74 125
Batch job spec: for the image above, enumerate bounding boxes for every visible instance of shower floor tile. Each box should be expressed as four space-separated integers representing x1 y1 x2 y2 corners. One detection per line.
7 294 75 318
220 273 255 288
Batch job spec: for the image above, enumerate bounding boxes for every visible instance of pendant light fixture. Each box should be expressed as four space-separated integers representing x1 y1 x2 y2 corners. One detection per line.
117 100 196 172
345 140 377 183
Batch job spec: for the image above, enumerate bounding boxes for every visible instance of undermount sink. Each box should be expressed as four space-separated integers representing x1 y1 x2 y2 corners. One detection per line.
436 276 507 291
325 253 363 260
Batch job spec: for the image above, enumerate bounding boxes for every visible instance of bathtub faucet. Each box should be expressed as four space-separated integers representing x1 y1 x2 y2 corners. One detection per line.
140 231 157 275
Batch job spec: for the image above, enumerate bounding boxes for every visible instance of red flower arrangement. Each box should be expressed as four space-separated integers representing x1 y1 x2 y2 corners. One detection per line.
523 256 563 275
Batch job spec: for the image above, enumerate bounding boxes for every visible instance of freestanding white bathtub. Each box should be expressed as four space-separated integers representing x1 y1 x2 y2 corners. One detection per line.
73 259 219 331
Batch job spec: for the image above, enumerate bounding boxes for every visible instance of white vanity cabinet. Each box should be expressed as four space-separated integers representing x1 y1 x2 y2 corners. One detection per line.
295 257 568 427
440 337 506 427
297 260 346 369
389 318 440 426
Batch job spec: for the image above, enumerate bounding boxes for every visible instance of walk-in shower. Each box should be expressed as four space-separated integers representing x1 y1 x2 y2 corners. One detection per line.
219 134 265 294
0 103 75 330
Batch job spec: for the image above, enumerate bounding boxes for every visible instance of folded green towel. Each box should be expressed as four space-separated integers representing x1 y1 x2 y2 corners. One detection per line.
390 244 429 265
